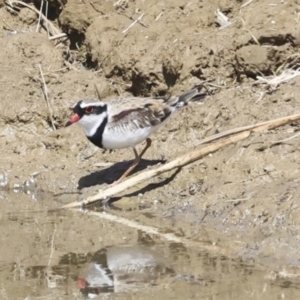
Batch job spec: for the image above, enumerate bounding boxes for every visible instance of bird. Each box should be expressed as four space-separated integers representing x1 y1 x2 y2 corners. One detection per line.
76 244 173 296
65 85 209 184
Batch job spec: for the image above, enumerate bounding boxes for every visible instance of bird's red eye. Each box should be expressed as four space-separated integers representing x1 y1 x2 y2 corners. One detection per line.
85 107 94 114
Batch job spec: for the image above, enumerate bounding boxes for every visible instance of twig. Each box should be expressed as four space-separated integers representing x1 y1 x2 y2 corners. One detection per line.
155 12 163 21
5 0 19 14
38 64 56 130
62 131 250 209
94 83 102 100
6 0 63 37
196 113 300 146
62 112 300 209
215 9 235 29
240 0 254 9
206 82 225 88
113 0 123 6
74 209 233 257
245 28 260 45
271 131 300 146
94 162 114 167
122 13 145 33
48 33 67 40
3 18 15 31
36 0 43 32
90 2 105 14
111 0 148 28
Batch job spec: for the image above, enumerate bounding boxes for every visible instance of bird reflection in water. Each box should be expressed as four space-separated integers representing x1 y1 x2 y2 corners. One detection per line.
75 244 174 298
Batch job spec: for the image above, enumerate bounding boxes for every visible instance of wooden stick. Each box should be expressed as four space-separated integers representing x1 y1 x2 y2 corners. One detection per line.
62 112 300 209
62 131 250 209
45 0 50 38
196 112 300 146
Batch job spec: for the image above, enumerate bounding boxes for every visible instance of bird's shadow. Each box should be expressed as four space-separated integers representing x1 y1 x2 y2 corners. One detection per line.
78 158 166 190
105 167 181 207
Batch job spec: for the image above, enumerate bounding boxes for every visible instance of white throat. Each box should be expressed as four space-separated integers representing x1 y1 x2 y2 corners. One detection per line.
78 112 108 137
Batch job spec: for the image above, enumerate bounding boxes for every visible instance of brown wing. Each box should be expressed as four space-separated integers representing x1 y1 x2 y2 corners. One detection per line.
106 98 174 131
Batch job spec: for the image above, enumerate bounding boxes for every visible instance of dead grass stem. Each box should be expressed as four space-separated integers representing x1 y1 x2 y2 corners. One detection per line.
38 64 56 131
122 13 145 33
5 0 66 39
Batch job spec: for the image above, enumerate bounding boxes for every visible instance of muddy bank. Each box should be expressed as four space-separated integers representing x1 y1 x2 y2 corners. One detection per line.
1 1 300 292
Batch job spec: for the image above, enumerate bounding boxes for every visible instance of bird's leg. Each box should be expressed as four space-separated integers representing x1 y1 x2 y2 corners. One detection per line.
116 147 140 183
113 138 152 184
138 138 152 160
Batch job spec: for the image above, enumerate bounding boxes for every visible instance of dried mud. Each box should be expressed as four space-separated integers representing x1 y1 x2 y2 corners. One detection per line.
1 0 300 298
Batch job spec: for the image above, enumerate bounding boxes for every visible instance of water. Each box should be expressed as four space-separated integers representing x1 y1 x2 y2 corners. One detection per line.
0 191 299 299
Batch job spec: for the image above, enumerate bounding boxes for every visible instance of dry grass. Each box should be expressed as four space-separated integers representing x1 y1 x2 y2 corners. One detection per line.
255 54 300 91
5 0 67 39
38 64 56 130
215 9 235 29
256 68 300 91
122 13 145 34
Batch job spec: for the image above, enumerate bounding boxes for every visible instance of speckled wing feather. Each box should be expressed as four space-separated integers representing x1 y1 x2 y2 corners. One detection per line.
106 97 174 132
105 85 208 132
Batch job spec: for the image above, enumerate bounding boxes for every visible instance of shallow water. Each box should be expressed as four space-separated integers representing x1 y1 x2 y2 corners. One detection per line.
0 191 300 300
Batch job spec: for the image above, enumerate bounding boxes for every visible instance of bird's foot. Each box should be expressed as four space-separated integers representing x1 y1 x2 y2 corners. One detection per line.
107 179 120 187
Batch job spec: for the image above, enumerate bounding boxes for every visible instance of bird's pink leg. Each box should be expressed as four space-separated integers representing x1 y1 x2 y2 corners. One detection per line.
111 138 152 185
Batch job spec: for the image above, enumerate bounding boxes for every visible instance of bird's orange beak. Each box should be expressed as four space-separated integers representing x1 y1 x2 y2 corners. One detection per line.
65 113 81 127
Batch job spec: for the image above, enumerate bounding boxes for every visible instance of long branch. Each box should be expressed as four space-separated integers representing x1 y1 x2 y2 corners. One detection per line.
62 112 300 209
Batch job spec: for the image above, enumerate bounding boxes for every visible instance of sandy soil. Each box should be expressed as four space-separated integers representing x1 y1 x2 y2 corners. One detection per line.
1 0 300 294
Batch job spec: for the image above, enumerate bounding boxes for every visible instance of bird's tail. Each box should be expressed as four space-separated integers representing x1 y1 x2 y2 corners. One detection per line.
166 84 210 109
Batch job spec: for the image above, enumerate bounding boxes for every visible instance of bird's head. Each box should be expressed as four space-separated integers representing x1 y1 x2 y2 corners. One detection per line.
65 100 108 137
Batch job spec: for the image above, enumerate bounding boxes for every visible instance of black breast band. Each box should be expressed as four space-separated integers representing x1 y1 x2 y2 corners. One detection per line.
87 116 108 149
